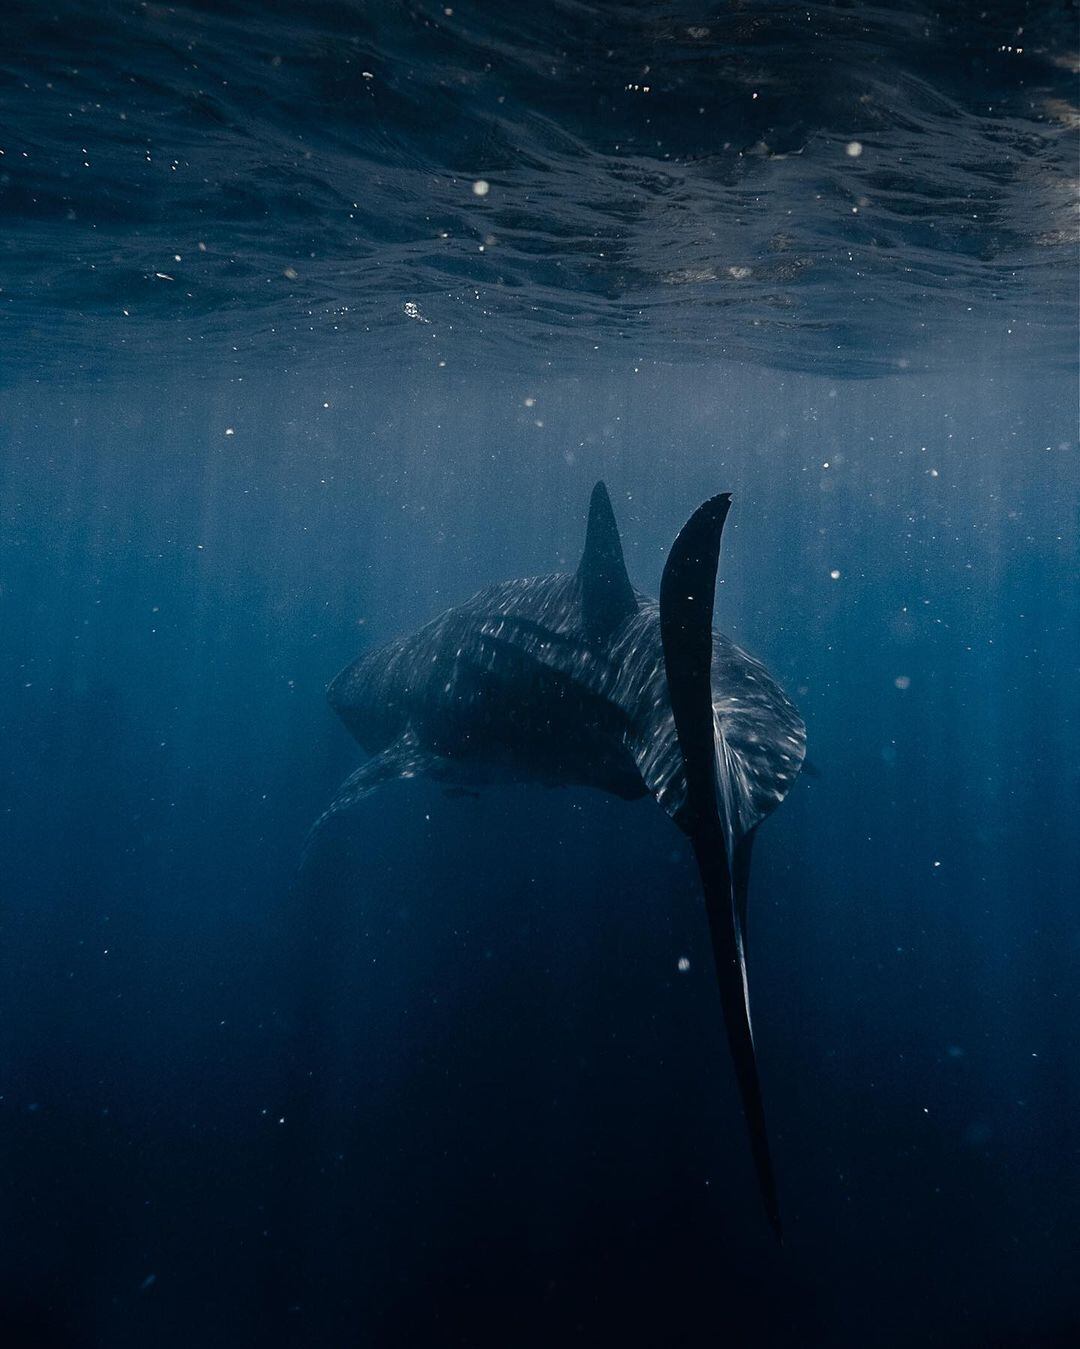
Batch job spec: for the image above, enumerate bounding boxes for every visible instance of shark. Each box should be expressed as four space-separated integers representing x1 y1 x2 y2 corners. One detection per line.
312 483 806 1238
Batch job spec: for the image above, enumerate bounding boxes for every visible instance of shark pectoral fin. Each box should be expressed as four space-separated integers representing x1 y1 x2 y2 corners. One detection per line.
577 481 639 642
660 493 782 1240
303 733 436 863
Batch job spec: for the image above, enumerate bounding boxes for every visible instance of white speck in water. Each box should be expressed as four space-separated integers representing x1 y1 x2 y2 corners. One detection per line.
846 140 864 157
894 675 911 690
472 179 490 197
677 957 690 973
829 569 841 580
225 427 235 436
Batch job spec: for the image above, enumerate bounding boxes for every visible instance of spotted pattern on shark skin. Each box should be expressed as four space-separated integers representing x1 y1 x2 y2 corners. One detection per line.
605 600 805 838
323 576 804 840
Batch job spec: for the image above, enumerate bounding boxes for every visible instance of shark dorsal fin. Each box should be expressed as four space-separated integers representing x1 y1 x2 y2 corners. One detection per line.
577 481 638 642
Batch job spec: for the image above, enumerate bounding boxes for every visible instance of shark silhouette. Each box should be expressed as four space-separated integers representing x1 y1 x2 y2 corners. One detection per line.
313 483 806 1237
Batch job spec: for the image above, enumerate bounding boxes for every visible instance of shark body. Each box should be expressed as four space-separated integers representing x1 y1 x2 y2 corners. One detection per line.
315 483 805 1236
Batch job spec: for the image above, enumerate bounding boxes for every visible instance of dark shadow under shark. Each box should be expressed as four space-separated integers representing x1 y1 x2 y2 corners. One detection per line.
312 483 806 1237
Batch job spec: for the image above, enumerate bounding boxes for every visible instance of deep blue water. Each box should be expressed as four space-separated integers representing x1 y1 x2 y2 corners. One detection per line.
1 4 1078 1348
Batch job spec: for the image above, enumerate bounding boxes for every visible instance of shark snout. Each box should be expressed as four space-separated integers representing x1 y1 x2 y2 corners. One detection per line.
326 660 358 716
327 648 404 754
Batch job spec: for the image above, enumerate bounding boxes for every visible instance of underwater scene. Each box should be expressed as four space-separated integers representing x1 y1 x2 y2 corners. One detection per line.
1 2 1077 1346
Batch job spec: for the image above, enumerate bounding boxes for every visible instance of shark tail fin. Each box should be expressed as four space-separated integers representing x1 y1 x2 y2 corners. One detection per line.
659 494 783 1242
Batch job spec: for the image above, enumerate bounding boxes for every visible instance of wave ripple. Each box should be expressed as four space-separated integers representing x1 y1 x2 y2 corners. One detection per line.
1 1 1076 377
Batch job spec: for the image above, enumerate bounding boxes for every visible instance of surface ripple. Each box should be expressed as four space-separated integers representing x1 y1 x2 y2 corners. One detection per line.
1 0 1076 377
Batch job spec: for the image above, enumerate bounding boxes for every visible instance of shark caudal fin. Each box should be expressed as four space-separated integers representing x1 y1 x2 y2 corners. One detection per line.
659 494 783 1241
577 482 638 642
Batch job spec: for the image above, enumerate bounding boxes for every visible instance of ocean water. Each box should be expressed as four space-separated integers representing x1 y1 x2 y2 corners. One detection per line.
1 3 1078 1347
